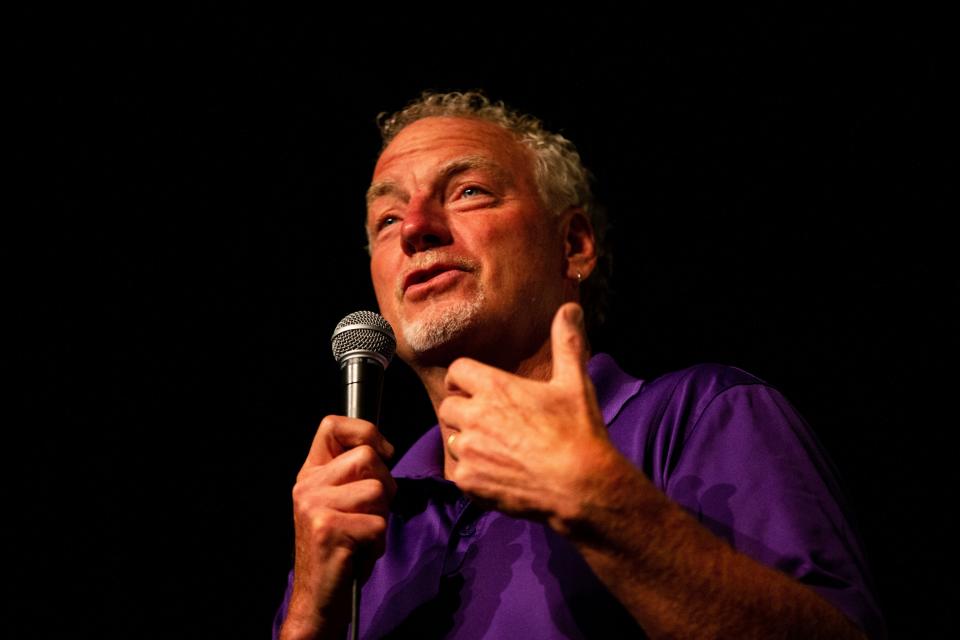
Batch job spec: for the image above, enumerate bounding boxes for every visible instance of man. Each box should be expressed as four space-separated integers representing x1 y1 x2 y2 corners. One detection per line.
274 92 883 638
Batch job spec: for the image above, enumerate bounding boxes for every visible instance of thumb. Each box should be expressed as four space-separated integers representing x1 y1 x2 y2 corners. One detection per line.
550 302 588 386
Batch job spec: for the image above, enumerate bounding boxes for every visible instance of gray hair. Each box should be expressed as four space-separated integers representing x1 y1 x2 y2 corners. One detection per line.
375 90 611 330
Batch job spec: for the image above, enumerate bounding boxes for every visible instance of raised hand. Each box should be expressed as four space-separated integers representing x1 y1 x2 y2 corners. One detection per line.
438 302 619 532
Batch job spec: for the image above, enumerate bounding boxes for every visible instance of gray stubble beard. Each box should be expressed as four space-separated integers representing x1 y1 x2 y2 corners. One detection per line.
401 289 487 355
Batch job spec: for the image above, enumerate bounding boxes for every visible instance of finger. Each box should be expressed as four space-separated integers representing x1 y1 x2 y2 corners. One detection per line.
295 479 394 516
298 509 388 554
550 302 589 387
445 357 502 396
299 444 396 496
436 395 472 431
303 415 395 469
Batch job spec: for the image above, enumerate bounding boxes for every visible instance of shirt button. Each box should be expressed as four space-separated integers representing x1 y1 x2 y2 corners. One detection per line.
458 524 476 537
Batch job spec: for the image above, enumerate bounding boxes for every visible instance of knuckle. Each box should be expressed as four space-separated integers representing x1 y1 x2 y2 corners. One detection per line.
437 398 454 422
360 478 387 502
563 330 581 351
371 477 388 496
488 374 508 394
358 420 377 440
292 488 321 518
447 357 475 382
457 431 476 456
318 415 338 433
291 476 317 504
449 465 473 492
354 444 377 466
370 515 388 537
448 358 466 376
307 510 337 541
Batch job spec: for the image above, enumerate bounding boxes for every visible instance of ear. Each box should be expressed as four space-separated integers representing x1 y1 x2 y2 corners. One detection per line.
561 207 598 281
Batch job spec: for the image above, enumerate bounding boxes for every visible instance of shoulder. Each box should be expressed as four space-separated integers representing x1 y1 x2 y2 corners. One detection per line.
641 362 769 410
605 360 807 488
610 361 775 440
643 364 783 439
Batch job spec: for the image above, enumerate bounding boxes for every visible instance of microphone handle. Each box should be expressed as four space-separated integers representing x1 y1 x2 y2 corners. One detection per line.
340 355 386 640
342 356 385 424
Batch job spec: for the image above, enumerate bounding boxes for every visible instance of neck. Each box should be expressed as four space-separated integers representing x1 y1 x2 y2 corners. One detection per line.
414 336 556 413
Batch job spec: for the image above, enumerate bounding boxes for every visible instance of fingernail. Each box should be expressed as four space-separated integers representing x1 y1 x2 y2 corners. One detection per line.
566 304 584 327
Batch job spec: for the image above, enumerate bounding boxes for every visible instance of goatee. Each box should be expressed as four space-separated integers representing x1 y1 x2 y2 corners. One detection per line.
402 291 486 354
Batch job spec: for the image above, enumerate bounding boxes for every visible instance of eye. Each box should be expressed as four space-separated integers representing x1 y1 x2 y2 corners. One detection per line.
457 185 492 200
376 216 398 232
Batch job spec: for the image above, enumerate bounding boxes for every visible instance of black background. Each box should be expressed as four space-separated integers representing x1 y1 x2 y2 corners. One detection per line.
11 5 953 638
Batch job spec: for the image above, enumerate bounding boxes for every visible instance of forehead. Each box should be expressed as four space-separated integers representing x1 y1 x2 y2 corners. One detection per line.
372 116 535 183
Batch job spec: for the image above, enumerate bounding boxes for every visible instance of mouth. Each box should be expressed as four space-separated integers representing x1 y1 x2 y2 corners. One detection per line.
402 263 470 298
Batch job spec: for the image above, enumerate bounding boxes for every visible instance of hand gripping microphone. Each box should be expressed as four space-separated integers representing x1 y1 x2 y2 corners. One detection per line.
330 311 396 640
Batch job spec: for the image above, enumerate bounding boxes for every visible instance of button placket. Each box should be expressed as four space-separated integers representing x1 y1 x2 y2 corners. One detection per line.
442 497 484 575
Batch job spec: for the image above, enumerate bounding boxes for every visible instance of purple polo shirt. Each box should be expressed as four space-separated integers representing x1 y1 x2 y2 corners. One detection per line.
273 354 884 639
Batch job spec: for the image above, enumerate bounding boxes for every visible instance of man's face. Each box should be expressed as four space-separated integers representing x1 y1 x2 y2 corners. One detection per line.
366 116 568 366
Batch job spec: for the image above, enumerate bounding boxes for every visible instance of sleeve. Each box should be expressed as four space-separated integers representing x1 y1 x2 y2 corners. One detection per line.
663 382 886 639
271 569 293 639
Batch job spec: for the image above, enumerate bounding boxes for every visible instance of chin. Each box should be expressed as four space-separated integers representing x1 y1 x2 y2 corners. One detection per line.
399 292 486 358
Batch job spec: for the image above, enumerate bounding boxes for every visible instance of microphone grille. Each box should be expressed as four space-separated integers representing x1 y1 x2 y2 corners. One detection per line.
331 310 397 366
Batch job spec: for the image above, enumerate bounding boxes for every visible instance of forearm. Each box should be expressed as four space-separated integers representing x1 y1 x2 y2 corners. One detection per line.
278 591 345 640
278 574 349 640
557 445 867 640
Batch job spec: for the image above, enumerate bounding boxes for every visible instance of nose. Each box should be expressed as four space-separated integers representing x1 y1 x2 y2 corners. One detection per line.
401 194 452 254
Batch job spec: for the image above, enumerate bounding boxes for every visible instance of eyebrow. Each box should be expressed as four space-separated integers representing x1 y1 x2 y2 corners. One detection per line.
365 155 514 208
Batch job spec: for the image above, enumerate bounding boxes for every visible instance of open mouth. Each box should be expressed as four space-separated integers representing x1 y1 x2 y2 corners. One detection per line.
405 265 459 288
402 264 469 298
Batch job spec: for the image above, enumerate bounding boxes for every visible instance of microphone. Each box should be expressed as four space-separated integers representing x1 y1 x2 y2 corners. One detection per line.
330 310 396 640
331 310 397 423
